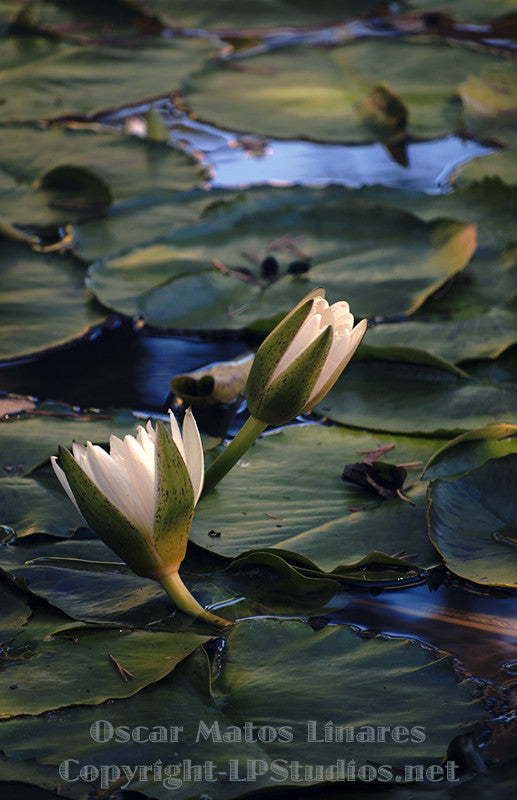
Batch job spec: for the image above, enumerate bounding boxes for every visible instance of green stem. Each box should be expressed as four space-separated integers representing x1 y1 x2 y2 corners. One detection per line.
158 569 232 629
202 415 267 497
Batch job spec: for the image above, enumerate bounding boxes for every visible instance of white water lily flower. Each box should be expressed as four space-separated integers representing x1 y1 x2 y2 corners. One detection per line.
51 408 230 627
51 408 203 579
246 287 367 425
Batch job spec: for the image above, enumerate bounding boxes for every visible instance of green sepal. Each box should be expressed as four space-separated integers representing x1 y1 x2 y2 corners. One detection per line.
56 445 160 578
246 290 326 424
152 421 195 569
249 324 333 425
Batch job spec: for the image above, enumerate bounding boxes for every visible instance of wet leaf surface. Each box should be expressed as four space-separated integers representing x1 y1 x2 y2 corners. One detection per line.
0 35 215 123
318 351 517 435
191 425 439 570
423 423 517 480
0 241 105 361
1 619 211 718
0 619 485 798
87 186 476 325
0 577 31 646
428 454 517 588
0 404 141 477
185 39 513 143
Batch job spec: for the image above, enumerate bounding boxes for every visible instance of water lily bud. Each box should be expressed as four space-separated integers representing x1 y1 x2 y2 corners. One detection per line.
51 409 203 579
246 288 367 425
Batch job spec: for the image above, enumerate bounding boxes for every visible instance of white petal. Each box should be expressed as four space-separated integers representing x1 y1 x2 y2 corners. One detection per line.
308 329 349 402
85 443 151 535
168 410 187 463
313 297 328 315
71 440 88 470
115 436 155 529
146 419 156 442
51 456 82 516
137 425 155 463
181 407 204 504
307 318 367 407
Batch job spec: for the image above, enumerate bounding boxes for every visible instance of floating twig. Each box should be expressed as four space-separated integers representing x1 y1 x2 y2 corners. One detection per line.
109 653 134 682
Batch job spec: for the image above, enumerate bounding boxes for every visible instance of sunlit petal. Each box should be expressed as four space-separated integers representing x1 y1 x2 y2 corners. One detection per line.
182 407 204 503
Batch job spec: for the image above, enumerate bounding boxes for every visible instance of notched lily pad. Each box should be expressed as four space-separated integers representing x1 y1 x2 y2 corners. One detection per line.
427 454 517 588
39 164 112 215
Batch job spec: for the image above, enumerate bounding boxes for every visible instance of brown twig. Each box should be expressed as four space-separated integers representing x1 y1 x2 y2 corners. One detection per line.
109 653 134 682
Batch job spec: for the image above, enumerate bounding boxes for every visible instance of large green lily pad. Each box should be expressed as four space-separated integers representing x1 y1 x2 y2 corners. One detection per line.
317 351 517 435
185 38 510 143
138 0 382 30
427 454 517 588
191 424 440 569
0 405 141 477
355 182 517 250
366 307 517 364
423 423 517 480
1 621 210 718
0 619 484 799
406 0 515 23
0 0 154 41
0 36 214 123
0 578 31 646
87 186 476 326
0 241 105 361
0 474 84 538
0 125 206 260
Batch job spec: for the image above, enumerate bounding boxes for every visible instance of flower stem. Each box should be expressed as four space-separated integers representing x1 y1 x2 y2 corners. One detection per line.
202 415 267 497
158 569 232 629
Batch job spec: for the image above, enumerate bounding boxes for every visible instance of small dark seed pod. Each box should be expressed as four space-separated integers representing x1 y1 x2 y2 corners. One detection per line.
260 255 279 278
288 259 311 275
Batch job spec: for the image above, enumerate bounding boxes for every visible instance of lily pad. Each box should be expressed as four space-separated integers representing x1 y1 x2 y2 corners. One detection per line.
0 474 84 538
423 423 517 480
0 35 215 123
2 0 156 41
139 0 382 30
191 424 440 569
366 307 517 364
317 351 517 435
406 0 516 24
0 241 105 361
87 186 476 326
0 619 485 799
185 38 511 143
459 65 517 147
427 454 517 588
1 621 210 718
0 578 31 646
0 125 206 260
0 405 141 477
355 182 517 250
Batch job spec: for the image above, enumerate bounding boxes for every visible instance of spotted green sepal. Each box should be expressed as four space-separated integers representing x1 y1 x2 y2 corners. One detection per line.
245 293 320 420
248 324 333 426
57 445 160 578
152 421 195 570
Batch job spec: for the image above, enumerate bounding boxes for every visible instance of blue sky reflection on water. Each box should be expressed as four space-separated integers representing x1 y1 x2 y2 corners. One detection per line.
109 101 496 194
